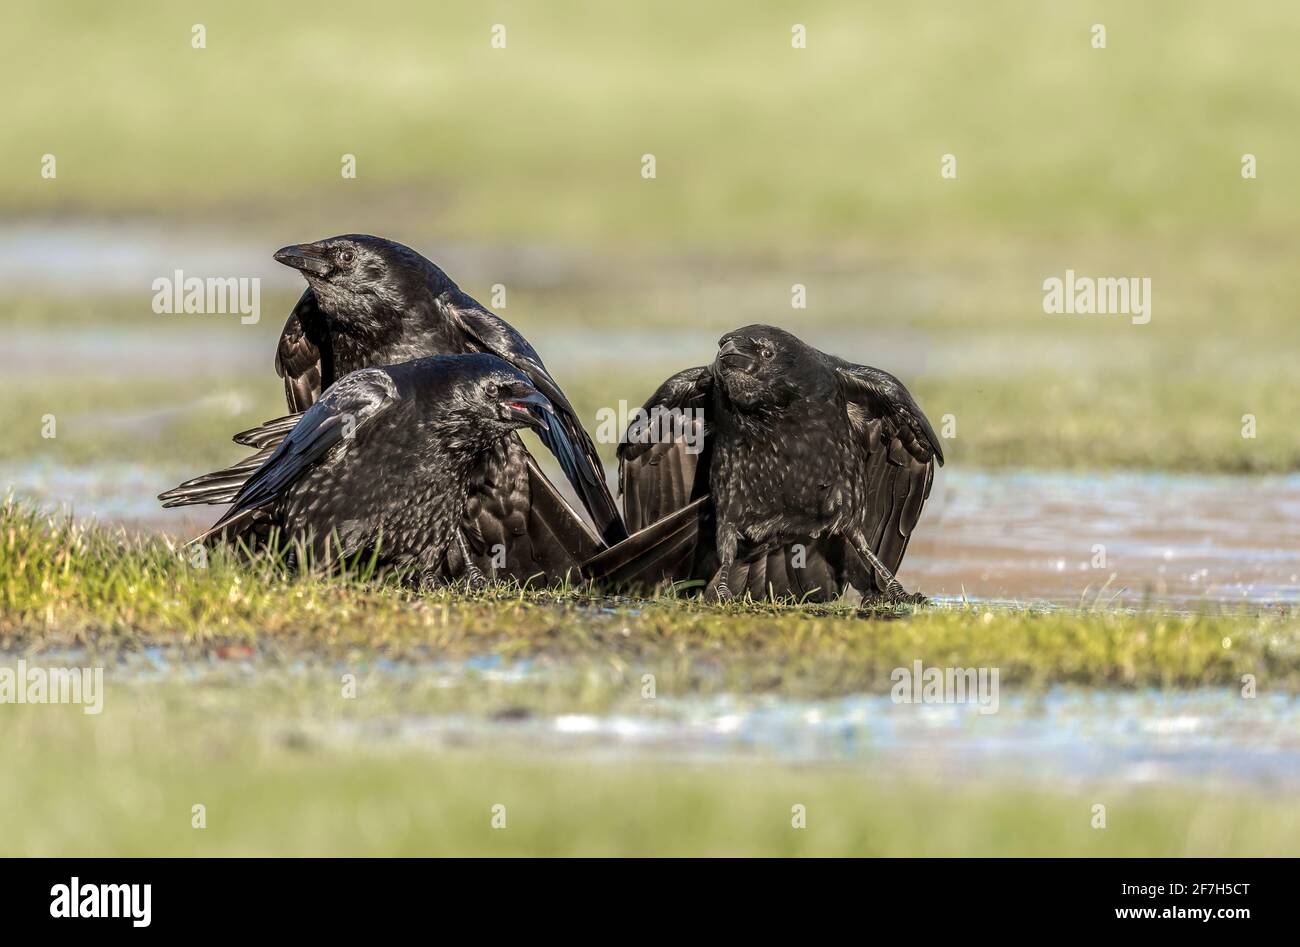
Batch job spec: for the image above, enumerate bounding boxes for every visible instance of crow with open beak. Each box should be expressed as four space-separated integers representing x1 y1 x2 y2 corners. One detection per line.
161 234 621 585
196 354 559 586
585 325 943 603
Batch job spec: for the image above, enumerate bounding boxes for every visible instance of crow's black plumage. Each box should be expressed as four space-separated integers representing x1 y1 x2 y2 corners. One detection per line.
160 234 621 581
197 354 562 585
585 325 943 603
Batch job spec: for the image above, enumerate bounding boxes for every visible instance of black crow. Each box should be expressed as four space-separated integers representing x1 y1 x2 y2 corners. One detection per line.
161 234 623 581
585 325 943 603
196 354 559 585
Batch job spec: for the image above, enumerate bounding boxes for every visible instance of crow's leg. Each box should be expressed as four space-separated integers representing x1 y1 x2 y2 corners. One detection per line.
456 530 489 589
710 522 739 602
847 530 926 605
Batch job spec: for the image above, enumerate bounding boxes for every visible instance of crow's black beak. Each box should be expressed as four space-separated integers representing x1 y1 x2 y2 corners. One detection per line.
273 244 332 277
504 386 553 432
715 338 754 372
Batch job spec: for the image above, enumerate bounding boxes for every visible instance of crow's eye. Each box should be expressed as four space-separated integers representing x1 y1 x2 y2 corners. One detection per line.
759 345 775 360
339 250 355 264
485 381 499 398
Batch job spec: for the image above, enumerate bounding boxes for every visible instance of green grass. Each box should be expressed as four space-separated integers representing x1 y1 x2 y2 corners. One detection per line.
4 497 1298 697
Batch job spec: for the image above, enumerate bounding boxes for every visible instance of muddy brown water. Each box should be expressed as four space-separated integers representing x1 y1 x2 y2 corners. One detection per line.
908 470 1300 607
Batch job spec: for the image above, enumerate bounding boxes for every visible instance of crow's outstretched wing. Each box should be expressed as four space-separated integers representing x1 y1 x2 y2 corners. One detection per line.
233 414 301 448
275 289 334 412
158 414 301 508
164 288 330 509
617 366 712 533
582 367 714 589
196 368 401 543
833 361 943 593
582 497 710 588
444 299 626 545
169 392 603 586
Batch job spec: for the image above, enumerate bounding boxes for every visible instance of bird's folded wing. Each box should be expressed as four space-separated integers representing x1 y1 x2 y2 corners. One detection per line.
454 439 602 585
170 289 336 512
445 300 626 545
158 446 274 508
275 288 333 412
834 362 943 591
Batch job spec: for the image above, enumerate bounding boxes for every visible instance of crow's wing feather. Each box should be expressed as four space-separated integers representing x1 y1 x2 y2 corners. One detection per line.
158 415 301 508
519 456 604 564
158 447 274 508
834 361 944 466
582 367 715 590
275 289 333 412
582 497 709 588
233 414 300 448
834 362 942 591
454 441 603 585
699 537 848 603
617 366 713 533
202 368 401 539
444 299 625 544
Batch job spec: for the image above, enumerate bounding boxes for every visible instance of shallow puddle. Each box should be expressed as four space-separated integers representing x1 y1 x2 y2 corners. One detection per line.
908 470 1300 606
345 688 1300 794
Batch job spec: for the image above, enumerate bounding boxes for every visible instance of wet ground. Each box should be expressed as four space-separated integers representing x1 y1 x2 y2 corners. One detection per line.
7 460 1298 609
343 688 1300 794
30 645 1298 795
12 458 1299 794
911 470 1300 607
1 221 1156 385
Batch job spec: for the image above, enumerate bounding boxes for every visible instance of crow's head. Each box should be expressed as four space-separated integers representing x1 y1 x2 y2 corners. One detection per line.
711 325 824 410
438 356 554 445
273 235 444 318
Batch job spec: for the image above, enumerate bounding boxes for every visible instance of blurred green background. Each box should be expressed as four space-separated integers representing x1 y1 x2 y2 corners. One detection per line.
3 0 1298 473
4 1 1298 476
3 0 1296 239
